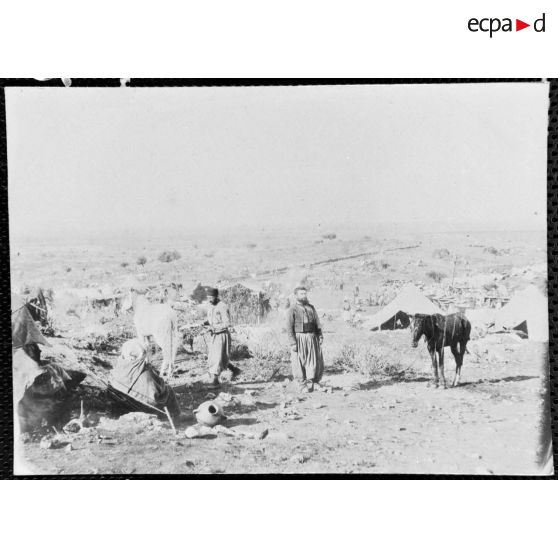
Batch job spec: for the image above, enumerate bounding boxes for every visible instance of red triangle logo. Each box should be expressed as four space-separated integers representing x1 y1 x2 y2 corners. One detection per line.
516 19 530 31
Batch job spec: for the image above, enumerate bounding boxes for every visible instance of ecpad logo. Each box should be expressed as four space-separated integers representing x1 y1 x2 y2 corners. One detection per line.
468 13 546 37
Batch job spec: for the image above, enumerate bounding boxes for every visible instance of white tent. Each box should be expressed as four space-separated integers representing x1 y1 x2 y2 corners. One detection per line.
494 285 548 342
465 307 497 338
466 307 497 328
366 285 442 330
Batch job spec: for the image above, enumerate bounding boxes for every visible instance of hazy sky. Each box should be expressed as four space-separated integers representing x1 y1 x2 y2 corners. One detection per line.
6 83 548 241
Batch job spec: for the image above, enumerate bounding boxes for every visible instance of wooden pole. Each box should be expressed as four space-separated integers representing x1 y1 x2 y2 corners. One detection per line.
451 254 457 288
164 406 178 436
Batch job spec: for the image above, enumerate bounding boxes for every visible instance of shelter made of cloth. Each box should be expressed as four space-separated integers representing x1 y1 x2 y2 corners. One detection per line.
13 349 47 439
11 293 50 351
14 349 85 435
465 307 497 332
365 285 442 330
13 350 45 405
109 356 180 417
494 285 548 342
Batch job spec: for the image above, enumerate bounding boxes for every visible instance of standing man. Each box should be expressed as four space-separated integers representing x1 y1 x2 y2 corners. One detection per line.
342 297 352 323
353 283 360 304
286 286 324 392
204 288 241 387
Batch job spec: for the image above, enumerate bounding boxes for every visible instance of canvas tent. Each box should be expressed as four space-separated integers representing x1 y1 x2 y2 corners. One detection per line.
12 291 51 397
366 285 442 330
12 293 56 436
11 293 50 353
494 285 548 342
465 307 497 337
16 287 49 326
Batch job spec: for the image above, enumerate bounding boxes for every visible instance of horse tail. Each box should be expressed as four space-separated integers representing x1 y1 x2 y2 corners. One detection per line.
464 317 472 343
461 316 472 353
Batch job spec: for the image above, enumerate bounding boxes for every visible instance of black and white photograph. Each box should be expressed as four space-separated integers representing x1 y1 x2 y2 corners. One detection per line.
5 81 553 476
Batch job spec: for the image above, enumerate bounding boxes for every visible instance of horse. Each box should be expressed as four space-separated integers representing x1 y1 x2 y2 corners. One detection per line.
410 313 471 388
122 290 179 377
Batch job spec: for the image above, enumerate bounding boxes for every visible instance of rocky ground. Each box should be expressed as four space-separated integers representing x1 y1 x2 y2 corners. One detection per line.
17 329 549 476
13 230 550 475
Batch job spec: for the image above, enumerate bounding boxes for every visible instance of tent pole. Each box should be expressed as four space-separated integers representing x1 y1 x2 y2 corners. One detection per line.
164 406 178 436
451 255 457 288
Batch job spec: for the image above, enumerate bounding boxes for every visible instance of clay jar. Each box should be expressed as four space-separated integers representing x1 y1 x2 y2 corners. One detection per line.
193 400 226 427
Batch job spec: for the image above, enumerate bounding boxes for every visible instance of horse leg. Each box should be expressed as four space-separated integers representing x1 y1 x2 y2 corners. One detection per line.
165 355 174 378
429 349 439 388
438 347 447 389
159 339 171 378
170 328 179 378
159 329 177 379
455 341 467 386
450 344 460 387
163 351 175 379
160 347 169 377
162 329 178 379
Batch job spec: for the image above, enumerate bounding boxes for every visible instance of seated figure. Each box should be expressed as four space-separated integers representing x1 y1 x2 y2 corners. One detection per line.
109 339 180 418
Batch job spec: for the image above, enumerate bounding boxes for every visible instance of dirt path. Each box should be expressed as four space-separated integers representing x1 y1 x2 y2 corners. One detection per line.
19 333 547 475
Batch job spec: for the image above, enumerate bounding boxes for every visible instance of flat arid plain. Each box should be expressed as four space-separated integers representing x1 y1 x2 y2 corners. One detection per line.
12 226 550 475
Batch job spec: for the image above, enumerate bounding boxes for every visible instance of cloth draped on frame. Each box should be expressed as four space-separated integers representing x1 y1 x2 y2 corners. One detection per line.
11 302 50 351
109 356 180 417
